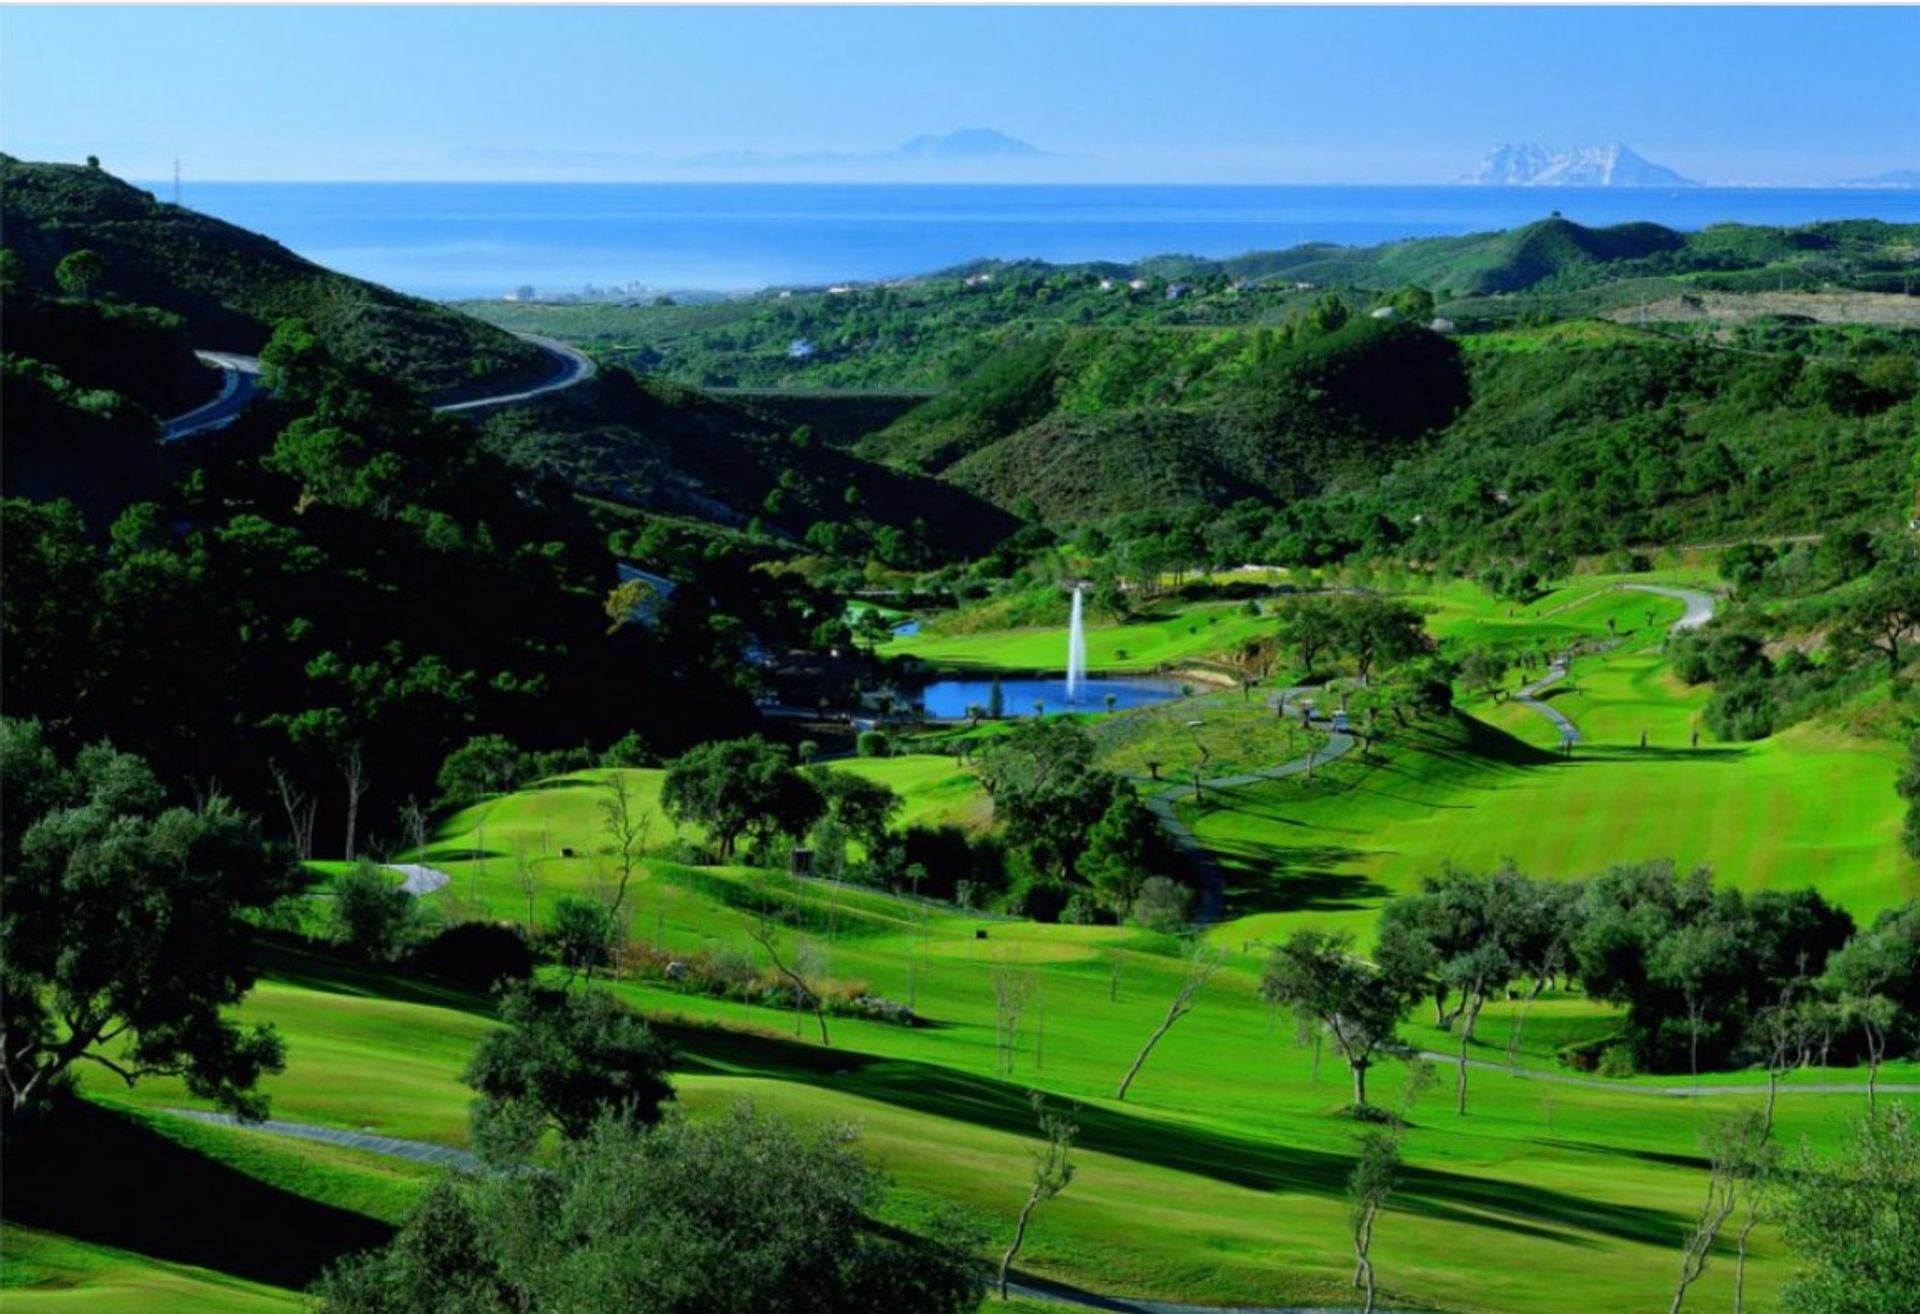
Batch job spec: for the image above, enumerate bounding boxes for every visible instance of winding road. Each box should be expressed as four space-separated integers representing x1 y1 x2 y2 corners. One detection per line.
162 351 263 441
160 332 596 441
1508 583 1720 745
1143 687 1357 924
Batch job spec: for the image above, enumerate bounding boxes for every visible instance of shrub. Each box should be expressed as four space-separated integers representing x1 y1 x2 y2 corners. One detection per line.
856 729 891 758
329 862 419 963
1596 1044 1637 1080
1706 677 1776 742
1130 875 1194 933
542 896 613 976
409 922 533 991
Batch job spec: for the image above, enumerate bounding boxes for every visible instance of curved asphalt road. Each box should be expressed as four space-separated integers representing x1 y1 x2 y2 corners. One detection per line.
434 333 597 414
1143 686 1357 925
1509 584 1720 744
1622 582 1717 632
162 351 263 441
161 333 596 440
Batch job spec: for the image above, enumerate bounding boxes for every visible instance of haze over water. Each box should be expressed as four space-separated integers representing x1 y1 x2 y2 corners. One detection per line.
161 182 1920 299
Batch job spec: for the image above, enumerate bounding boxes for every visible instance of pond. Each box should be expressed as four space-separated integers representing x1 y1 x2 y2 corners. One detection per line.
917 676 1188 719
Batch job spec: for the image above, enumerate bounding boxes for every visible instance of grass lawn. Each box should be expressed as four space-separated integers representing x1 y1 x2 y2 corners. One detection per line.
18 569 1913 1314
61 815 1913 1314
886 598 1274 672
1193 665 1913 954
0 1229 303 1314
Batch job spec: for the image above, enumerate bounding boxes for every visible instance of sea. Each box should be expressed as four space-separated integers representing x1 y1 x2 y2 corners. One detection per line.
153 182 1920 301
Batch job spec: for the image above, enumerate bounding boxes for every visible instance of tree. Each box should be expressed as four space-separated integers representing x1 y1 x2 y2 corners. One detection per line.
990 966 1038 1076
329 861 419 963
604 575 660 633
1348 1130 1399 1314
749 905 831 1046
435 733 525 810
339 741 372 861
314 1105 981 1314
814 769 904 857
598 770 652 930
1337 597 1430 684
978 719 1118 884
1 724 296 1119
1129 875 1193 933
1823 911 1910 1111
1897 737 1920 860
1834 562 1920 680
53 248 106 299
996 1092 1078 1300
1081 789 1172 913
662 736 821 861
1276 597 1341 677
1779 1105 1920 1314
462 983 674 1162
1574 861 1853 1075
1114 944 1223 1100
1671 1109 1772 1314
1261 929 1415 1110
1652 918 1743 1090
545 896 614 982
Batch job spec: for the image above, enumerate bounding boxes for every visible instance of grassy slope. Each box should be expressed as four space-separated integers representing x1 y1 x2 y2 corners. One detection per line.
63 898 1915 1314
889 597 1274 671
17 573 1915 1314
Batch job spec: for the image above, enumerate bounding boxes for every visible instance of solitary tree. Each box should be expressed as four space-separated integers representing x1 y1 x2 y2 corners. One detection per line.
1114 944 1223 1100
1261 929 1415 1111
1834 563 1920 680
748 903 831 1046
53 248 106 299
1348 1129 1399 1314
996 1092 1078 1300
462 983 674 1162
1 722 297 1120
1670 1109 1771 1314
661 735 822 861
329 862 419 963
598 770 651 929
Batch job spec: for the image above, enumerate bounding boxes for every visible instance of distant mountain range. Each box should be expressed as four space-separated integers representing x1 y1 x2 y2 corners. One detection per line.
442 129 1056 181
1461 143 1696 188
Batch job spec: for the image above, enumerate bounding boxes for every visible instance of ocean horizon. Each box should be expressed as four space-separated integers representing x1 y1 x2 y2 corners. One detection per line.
144 181 1920 300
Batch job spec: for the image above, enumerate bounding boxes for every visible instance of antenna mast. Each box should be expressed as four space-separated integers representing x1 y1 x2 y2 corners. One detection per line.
173 155 181 206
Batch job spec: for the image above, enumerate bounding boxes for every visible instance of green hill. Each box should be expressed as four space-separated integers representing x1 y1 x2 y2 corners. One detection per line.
0 156 550 402
858 318 1470 519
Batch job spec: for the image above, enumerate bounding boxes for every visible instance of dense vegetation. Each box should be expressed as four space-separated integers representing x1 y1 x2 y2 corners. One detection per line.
0 156 551 400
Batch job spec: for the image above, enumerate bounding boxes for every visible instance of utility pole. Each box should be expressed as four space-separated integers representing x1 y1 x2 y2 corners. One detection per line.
172 155 181 206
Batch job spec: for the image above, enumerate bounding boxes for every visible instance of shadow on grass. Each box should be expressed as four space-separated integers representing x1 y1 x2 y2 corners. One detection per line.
251 932 501 1020
1566 745 1752 765
1214 845 1392 915
1 1099 393 1290
662 1022 1687 1251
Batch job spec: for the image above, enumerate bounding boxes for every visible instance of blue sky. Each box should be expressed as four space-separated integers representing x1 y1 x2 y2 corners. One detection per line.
4 5 1915 183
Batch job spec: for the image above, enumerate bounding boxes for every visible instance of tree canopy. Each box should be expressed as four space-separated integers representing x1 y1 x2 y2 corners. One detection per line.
313 1104 982 1314
462 983 675 1161
1 718 297 1120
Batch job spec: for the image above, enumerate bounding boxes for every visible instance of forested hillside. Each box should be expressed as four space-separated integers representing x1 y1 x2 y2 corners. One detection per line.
0 156 551 401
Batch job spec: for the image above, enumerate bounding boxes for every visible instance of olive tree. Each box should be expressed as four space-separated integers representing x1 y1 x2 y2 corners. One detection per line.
1 720 297 1120
1261 929 1416 1111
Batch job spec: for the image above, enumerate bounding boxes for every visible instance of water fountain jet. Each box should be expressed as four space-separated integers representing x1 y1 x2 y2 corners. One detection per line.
1066 585 1087 702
